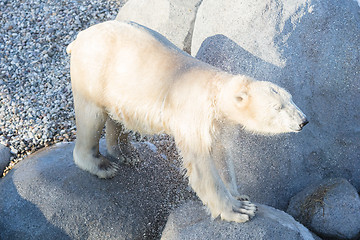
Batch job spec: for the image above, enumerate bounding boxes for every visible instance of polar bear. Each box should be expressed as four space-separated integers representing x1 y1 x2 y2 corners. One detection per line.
67 20 308 223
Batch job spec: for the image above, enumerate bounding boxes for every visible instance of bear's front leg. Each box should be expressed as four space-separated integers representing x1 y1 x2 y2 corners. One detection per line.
183 152 257 223
212 136 250 202
73 92 118 178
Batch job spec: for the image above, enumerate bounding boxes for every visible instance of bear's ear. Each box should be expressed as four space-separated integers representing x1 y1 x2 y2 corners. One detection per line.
224 75 251 107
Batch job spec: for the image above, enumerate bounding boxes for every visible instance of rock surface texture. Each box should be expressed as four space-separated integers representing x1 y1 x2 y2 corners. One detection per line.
0 141 189 240
287 178 360 240
0 144 11 174
161 200 315 240
192 0 360 209
116 0 203 53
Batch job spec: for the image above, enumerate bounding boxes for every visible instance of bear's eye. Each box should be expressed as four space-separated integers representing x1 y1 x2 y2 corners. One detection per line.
271 88 279 95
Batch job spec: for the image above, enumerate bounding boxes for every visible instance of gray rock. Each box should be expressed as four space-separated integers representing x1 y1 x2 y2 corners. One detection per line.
0 140 189 240
161 200 315 240
287 178 360 240
0 144 11 173
116 0 203 54
192 0 360 209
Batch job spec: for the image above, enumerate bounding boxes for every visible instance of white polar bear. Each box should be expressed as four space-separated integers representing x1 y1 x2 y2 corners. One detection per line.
67 20 308 223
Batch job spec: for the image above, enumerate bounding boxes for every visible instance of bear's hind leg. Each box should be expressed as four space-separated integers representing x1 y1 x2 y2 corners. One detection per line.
105 118 140 165
73 93 118 178
105 118 124 162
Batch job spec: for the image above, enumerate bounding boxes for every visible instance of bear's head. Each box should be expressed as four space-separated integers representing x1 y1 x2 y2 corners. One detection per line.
218 76 308 134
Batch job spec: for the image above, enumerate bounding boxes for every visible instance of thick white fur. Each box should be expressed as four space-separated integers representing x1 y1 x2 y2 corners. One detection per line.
67 20 307 223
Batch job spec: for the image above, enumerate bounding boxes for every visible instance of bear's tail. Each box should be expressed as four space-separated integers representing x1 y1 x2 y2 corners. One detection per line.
66 41 75 54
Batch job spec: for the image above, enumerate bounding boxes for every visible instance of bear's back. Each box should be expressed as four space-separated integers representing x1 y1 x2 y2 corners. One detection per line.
68 20 220 135
73 20 188 60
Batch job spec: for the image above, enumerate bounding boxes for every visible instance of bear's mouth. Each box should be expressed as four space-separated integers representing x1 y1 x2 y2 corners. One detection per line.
291 127 302 132
292 119 309 132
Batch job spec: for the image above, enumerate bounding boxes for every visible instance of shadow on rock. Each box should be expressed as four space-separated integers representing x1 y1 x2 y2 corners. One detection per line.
0 179 71 240
196 34 281 80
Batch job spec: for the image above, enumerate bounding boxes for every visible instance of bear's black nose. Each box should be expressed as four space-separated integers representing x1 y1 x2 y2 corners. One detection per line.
299 119 309 129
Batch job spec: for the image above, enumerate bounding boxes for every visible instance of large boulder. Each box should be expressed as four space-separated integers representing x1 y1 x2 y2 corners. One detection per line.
192 0 360 209
287 178 360 240
161 200 316 240
116 0 203 53
0 140 189 239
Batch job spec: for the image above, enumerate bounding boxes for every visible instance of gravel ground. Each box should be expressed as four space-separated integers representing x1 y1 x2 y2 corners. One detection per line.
0 0 127 175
